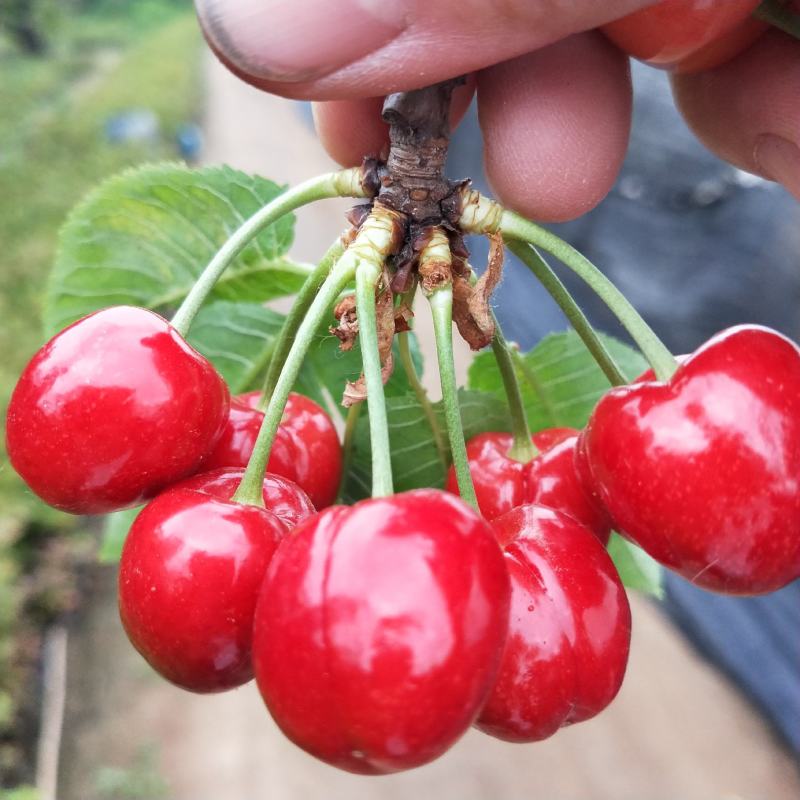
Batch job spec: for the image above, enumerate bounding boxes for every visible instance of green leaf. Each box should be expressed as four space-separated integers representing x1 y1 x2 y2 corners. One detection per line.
98 507 141 564
607 533 664 597
44 163 305 336
342 389 510 504
468 330 647 431
187 301 285 393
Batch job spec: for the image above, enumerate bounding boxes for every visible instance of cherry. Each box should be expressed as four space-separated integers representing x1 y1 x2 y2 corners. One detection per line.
446 429 611 543
476 504 631 742
252 489 510 774
579 325 800 595
174 467 315 529
118 469 313 693
602 0 764 72
6 306 229 514
204 391 342 510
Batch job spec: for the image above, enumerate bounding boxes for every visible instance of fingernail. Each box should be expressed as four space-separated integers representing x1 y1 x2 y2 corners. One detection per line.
197 0 408 83
754 134 800 201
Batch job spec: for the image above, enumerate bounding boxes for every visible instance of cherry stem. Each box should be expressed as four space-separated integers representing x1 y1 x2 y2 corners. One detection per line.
491 319 537 463
510 347 560 424
256 238 345 411
233 208 402 506
755 1 800 39
398 331 449 471
429 287 478 510
498 209 678 382
507 240 628 386
171 169 365 337
336 401 363 502
356 262 394 498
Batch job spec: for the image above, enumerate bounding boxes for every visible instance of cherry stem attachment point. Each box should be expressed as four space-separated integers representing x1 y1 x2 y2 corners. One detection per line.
491 319 536 463
507 241 628 387
356 262 394 498
429 287 478 511
171 169 366 337
257 237 345 411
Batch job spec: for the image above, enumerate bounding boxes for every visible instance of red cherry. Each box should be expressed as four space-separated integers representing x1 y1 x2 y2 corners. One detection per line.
476 504 631 742
602 0 763 72
6 306 229 514
173 467 315 529
118 482 289 693
206 391 342 510
252 489 510 774
446 430 611 543
580 325 800 594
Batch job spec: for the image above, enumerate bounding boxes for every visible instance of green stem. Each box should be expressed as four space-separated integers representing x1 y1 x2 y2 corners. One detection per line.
355 263 394 498
336 401 363 502
233 254 357 506
755 1 800 39
507 240 628 386
499 210 678 382
510 348 559 425
256 238 345 410
171 169 364 336
491 320 536 463
398 331 449 470
429 287 478 510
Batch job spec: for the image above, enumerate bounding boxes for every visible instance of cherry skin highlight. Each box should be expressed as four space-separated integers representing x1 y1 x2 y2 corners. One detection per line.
252 489 510 774
6 306 229 514
446 429 611 543
205 391 342 510
579 325 800 594
173 467 315 529
477 504 631 742
118 481 293 693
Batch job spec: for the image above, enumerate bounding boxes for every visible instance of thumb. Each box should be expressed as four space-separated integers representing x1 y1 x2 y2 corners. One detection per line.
196 0 655 99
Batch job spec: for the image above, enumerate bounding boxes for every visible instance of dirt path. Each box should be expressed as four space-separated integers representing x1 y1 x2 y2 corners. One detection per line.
58 54 800 800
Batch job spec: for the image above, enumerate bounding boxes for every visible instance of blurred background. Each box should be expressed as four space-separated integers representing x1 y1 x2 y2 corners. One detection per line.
0 1 798 798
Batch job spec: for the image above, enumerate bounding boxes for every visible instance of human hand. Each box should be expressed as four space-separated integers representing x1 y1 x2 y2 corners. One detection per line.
195 0 800 220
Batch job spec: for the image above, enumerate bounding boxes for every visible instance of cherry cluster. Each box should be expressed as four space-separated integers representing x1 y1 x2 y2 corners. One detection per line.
7 300 800 774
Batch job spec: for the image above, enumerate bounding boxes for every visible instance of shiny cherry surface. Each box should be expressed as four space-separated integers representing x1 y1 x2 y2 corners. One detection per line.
580 325 800 594
119 484 288 693
6 306 229 514
477 504 631 742
208 391 342 510
602 0 763 72
173 467 315 529
446 429 610 543
252 489 510 774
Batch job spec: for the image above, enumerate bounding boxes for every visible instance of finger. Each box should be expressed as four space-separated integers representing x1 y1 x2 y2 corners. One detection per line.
477 32 632 222
312 79 475 167
671 30 800 200
196 0 655 100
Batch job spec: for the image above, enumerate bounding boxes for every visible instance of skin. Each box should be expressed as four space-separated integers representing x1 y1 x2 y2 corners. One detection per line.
445 428 611 543
203 391 342 510
119 484 289 693
579 325 800 595
5 306 229 514
195 0 800 211
173 467 316 529
252 489 510 774
477 504 631 743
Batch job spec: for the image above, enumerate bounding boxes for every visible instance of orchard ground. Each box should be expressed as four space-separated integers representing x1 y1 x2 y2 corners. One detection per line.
56 46 800 799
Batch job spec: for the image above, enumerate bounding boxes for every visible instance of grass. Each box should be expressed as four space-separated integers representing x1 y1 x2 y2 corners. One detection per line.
0 2 202 785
